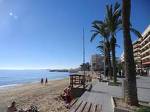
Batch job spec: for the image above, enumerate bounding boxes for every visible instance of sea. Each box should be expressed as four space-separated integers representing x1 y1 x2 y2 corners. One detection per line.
0 70 69 88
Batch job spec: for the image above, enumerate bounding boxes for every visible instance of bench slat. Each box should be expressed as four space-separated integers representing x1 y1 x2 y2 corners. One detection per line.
70 101 83 112
82 102 92 112
95 104 102 112
71 98 78 107
70 100 102 112
76 101 87 112
89 104 96 112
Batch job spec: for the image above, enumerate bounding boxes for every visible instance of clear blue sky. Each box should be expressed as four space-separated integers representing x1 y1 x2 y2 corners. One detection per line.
0 0 149 69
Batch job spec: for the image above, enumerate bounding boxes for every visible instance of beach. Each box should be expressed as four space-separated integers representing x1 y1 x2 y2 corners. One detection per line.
0 78 69 112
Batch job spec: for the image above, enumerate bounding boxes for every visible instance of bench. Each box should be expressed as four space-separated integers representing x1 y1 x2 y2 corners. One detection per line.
86 84 92 91
70 98 79 107
70 100 102 112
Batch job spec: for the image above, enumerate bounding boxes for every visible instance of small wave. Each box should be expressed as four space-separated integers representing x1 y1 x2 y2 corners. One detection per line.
0 84 20 89
0 76 8 78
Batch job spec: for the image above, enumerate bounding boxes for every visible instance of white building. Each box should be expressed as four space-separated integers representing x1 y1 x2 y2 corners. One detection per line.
90 54 104 71
121 25 150 76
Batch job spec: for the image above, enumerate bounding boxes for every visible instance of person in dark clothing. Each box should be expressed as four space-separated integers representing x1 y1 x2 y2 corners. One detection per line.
41 78 44 85
45 78 48 85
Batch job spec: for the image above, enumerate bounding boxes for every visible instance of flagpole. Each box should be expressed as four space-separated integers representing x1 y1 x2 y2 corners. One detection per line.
83 28 86 88
83 28 85 75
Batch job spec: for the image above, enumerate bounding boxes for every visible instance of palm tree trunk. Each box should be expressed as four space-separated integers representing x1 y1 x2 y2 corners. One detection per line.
112 43 117 83
107 42 112 79
104 39 106 77
104 49 107 77
122 0 138 106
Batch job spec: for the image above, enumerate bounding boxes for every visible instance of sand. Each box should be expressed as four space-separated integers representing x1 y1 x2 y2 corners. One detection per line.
0 78 69 112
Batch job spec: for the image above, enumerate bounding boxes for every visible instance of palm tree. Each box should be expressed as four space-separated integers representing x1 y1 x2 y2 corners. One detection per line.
97 40 109 75
91 21 112 78
105 2 122 83
122 0 140 106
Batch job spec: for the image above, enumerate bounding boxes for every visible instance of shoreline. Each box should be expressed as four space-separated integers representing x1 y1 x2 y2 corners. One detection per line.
0 77 68 90
0 78 69 112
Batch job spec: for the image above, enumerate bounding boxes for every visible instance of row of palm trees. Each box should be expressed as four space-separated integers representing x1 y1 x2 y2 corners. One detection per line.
91 0 142 106
91 2 122 83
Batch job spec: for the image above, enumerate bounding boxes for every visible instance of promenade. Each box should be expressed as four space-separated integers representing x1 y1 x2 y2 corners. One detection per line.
71 76 150 112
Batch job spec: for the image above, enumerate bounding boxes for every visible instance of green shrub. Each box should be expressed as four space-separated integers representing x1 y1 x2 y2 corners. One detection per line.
136 106 150 112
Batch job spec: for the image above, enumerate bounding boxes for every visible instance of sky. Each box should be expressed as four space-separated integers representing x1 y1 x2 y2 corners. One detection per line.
0 0 149 69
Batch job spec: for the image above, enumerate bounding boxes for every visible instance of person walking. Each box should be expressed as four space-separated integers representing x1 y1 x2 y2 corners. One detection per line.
41 78 44 85
45 77 48 85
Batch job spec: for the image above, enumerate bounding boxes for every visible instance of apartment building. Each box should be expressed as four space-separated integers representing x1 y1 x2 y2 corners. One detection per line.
133 39 142 73
141 25 150 75
121 25 150 76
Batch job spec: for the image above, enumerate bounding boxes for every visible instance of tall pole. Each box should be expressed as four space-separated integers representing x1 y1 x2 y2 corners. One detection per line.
83 28 86 88
83 28 85 69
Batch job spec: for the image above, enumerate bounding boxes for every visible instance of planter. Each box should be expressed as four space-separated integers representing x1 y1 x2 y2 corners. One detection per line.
108 81 122 86
111 97 150 112
101 79 109 82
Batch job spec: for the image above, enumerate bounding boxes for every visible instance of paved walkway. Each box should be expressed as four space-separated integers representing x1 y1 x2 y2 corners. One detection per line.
136 76 150 102
73 76 150 112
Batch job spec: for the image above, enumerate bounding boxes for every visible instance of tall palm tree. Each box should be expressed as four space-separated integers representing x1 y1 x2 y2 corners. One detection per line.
97 40 109 75
122 0 139 106
105 2 122 83
91 21 112 78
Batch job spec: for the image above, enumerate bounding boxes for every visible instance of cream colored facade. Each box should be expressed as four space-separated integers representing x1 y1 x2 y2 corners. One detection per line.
140 25 150 75
133 39 142 71
121 25 150 75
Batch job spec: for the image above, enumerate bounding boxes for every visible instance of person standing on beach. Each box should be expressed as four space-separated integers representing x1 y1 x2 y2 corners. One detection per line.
7 101 17 112
41 78 44 85
45 78 48 85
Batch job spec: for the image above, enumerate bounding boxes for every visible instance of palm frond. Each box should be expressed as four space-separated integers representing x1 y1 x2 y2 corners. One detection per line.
97 45 105 55
115 43 120 48
130 28 143 38
91 20 110 41
114 2 120 12
97 45 104 49
90 32 99 42
92 20 104 25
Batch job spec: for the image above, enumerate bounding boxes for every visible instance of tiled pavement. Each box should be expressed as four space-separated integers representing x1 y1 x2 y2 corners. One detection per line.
74 76 150 112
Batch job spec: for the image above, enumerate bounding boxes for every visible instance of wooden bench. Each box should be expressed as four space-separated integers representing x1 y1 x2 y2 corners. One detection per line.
70 98 79 107
70 100 102 112
86 84 92 91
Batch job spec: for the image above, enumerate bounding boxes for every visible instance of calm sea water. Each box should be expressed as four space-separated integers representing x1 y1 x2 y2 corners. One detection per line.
0 70 69 87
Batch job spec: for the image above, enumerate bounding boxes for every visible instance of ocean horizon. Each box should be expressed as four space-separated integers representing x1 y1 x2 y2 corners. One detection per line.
0 70 69 88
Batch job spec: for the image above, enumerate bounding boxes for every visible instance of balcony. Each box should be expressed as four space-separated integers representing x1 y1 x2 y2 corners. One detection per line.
142 54 150 60
142 59 150 65
140 36 150 50
133 45 140 49
141 32 150 45
141 47 150 55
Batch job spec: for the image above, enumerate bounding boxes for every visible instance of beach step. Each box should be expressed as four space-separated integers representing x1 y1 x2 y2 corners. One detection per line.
70 100 102 112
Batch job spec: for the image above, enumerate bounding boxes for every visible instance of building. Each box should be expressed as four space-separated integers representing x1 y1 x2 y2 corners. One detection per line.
121 25 150 76
141 25 150 75
121 52 124 63
133 39 142 73
90 54 104 71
